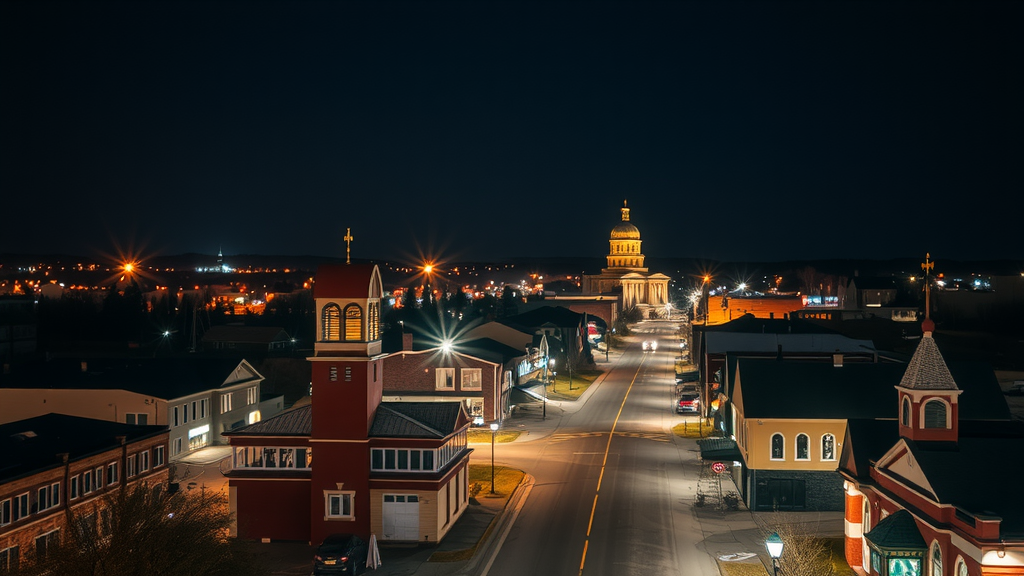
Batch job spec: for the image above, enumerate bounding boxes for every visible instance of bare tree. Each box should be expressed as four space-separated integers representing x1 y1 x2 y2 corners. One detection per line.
754 511 841 576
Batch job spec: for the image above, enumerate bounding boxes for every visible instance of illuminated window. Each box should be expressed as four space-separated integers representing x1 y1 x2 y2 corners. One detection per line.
368 302 379 340
923 400 948 429
436 368 455 390
955 556 969 576
821 434 836 461
796 434 809 461
322 304 341 341
770 433 784 460
461 368 482 391
344 304 363 341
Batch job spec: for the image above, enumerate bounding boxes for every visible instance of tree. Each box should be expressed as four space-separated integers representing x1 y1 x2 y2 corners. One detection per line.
14 483 264 576
754 512 837 576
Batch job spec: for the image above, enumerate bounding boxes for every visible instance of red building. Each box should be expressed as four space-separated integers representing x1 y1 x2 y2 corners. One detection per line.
839 319 1024 576
226 264 472 545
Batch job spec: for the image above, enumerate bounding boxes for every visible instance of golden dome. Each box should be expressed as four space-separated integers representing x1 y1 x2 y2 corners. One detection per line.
610 200 640 240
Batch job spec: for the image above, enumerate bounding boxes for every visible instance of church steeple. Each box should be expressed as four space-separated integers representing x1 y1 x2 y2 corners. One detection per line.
896 254 961 443
606 200 646 272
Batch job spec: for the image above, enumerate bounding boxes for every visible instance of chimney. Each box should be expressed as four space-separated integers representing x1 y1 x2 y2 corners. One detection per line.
402 333 414 351
833 352 843 367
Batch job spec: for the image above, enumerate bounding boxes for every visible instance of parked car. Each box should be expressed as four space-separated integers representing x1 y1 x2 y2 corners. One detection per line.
313 533 368 575
642 340 658 352
677 392 700 414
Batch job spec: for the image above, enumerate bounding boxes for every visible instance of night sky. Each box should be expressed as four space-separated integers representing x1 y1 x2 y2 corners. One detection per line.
2 1 1022 264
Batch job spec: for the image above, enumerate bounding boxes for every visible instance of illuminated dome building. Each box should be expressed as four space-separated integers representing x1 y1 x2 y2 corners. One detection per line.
581 201 670 314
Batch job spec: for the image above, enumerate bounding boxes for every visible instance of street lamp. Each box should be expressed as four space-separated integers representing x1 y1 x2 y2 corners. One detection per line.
489 422 499 494
765 531 783 576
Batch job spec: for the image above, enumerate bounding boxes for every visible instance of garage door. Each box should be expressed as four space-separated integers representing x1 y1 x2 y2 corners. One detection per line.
382 494 419 541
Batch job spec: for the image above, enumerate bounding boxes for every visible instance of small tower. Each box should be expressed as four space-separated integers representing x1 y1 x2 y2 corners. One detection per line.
605 199 647 272
895 255 961 443
308 263 384 543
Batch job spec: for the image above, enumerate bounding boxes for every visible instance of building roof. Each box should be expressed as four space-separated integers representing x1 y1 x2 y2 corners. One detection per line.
0 357 263 400
453 338 527 364
200 325 291 344
0 413 167 483
500 306 585 331
865 509 927 551
224 404 312 436
734 358 1009 420
313 263 380 299
898 332 957 390
370 402 467 438
840 419 901 481
704 313 838 334
705 332 876 355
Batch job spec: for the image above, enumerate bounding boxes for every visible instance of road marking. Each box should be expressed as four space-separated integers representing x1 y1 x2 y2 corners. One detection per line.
579 353 645 576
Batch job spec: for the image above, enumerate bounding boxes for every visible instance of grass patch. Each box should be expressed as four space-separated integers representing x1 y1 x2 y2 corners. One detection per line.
547 369 601 401
467 429 521 443
717 562 768 576
826 537 857 575
428 465 525 563
672 420 716 438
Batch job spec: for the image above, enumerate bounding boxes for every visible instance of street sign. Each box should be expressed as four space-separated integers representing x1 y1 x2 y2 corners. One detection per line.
711 462 727 474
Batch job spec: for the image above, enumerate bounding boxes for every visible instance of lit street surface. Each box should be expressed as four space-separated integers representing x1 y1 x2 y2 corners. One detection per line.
483 320 727 576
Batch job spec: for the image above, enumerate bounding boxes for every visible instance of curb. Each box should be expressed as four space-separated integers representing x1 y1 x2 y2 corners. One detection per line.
458 473 534 576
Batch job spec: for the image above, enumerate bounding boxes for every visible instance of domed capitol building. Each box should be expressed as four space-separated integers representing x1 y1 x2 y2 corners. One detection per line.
581 201 670 315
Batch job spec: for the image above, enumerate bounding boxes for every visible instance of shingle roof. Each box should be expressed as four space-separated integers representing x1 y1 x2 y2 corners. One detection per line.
224 404 312 436
841 419 900 480
898 332 957 390
500 306 584 331
865 509 927 550
201 325 290 344
453 338 527 364
0 413 167 483
369 402 466 438
0 358 261 400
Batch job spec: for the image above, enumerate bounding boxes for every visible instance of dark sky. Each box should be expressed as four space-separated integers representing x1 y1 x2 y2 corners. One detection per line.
2 1 1022 264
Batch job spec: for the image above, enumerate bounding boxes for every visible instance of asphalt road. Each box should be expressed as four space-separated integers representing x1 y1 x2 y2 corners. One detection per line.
484 320 720 576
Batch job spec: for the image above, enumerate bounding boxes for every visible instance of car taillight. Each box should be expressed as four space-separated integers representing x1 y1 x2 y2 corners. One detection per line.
341 556 348 562
314 555 322 561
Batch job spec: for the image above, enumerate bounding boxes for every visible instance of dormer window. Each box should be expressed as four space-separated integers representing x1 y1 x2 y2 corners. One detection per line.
322 304 341 341
923 399 948 429
344 304 363 341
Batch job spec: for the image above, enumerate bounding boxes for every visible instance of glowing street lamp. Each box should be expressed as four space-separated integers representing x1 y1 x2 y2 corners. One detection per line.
489 422 499 494
766 532 784 576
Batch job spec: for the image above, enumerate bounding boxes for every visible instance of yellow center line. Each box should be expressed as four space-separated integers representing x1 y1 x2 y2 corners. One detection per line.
579 353 646 576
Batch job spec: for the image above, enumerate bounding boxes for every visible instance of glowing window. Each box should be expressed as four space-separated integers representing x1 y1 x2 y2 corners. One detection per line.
344 304 363 341
322 304 341 341
821 434 836 461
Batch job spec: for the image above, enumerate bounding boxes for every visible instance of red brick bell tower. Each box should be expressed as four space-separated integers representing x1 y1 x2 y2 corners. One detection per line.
309 263 385 544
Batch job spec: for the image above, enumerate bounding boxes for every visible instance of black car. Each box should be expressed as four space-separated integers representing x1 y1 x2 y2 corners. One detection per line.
313 533 368 575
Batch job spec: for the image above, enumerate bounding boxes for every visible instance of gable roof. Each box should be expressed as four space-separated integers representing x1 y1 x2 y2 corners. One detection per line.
453 338 527 364
369 402 467 438
0 413 167 483
840 419 900 481
0 358 264 400
500 306 585 331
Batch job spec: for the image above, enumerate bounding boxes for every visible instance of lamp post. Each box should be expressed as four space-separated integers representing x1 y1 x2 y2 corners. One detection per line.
489 422 499 494
766 531 783 576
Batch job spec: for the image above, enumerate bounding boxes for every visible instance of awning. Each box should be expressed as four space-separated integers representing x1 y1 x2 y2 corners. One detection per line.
697 437 742 461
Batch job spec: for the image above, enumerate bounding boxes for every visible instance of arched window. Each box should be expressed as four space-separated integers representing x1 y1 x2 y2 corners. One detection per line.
821 433 836 461
923 400 948 429
955 556 969 576
902 397 911 426
344 304 363 341
931 541 942 576
771 433 784 460
322 304 341 341
796 434 810 460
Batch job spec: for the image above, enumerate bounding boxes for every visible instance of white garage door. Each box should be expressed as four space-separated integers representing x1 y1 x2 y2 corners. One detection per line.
382 494 419 541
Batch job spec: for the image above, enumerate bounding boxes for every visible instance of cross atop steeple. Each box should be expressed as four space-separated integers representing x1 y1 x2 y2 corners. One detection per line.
344 228 354 265
921 252 934 320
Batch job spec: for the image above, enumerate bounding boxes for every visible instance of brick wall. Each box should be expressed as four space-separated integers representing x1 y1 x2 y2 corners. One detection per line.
748 469 845 512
